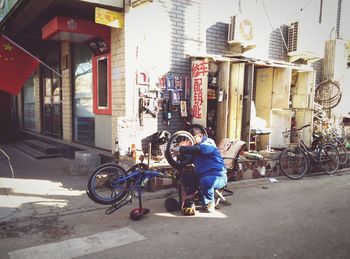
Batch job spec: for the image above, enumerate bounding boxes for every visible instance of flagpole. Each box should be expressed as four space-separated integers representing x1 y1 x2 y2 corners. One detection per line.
1 34 62 78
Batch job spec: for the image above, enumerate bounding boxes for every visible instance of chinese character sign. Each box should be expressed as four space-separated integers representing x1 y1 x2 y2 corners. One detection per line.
191 59 208 126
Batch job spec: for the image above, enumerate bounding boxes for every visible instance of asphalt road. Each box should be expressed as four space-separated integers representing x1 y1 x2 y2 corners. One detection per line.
1 171 350 259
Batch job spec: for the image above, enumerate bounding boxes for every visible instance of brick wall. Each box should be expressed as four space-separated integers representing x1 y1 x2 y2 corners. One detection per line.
111 27 126 153
268 25 289 61
206 22 230 55
61 42 73 142
132 0 205 138
122 0 252 151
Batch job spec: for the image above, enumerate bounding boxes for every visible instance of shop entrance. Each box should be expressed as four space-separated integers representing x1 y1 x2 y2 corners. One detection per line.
42 65 62 138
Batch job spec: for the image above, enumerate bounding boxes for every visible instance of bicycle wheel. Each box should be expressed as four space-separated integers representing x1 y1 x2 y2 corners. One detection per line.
279 147 309 179
186 124 208 137
319 144 340 175
87 163 130 205
334 140 348 165
165 131 196 170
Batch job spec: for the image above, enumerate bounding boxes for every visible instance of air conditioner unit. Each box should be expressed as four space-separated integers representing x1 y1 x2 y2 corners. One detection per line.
228 15 256 50
287 21 323 63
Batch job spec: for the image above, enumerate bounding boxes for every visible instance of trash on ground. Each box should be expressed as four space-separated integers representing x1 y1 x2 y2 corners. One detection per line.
269 178 278 183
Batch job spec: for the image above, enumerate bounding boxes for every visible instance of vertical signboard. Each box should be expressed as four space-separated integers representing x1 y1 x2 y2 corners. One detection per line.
191 59 208 127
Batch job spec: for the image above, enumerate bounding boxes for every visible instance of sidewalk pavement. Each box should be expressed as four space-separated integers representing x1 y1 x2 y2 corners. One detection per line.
0 144 188 225
2 143 336 225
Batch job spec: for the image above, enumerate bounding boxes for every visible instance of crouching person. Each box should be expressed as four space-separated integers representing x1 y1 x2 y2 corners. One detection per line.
172 130 227 213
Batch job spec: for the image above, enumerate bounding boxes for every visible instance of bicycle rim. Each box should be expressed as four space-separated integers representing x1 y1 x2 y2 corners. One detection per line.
87 164 130 205
279 147 309 179
319 144 340 175
165 131 196 170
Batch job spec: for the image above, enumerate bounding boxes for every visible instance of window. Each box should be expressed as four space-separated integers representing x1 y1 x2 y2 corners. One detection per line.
93 54 111 114
73 44 95 146
23 75 35 130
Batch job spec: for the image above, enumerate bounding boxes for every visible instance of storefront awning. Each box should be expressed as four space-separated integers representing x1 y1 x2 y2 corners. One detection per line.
42 16 110 43
187 53 314 72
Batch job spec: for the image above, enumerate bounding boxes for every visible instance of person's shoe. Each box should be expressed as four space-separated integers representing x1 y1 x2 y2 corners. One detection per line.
204 202 215 213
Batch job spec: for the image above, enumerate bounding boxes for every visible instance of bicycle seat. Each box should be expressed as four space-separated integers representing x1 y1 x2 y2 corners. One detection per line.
312 134 322 140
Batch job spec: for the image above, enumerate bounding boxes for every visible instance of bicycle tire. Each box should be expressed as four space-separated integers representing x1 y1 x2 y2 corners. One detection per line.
315 80 341 103
165 131 196 170
319 144 340 175
87 163 130 205
279 147 309 179
186 124 208 137
334 140 348 165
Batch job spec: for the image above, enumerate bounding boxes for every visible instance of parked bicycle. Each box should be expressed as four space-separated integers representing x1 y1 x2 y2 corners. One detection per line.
86 155 178 220
321 127 348 166
279 124 340 179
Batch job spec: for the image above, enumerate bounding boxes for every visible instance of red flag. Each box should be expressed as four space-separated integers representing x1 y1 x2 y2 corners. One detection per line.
0 35 39 95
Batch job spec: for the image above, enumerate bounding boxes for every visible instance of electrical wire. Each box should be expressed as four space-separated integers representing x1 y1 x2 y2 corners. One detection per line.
261 0 288 52
0 146 15 178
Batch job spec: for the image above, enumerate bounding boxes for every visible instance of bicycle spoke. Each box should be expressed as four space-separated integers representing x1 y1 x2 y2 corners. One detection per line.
319 144 339 175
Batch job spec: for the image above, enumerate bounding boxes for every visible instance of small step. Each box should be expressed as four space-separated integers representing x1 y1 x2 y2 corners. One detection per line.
12 143 62 159
24 139 60 155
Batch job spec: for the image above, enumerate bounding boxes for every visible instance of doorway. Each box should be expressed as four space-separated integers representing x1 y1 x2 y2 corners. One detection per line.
42 65 62 138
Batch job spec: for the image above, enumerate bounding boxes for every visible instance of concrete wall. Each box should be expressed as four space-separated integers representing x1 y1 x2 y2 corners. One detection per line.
95 115 112 150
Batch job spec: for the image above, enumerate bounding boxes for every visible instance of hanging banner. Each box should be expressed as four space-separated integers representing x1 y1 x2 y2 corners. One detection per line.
95 7 124 28
0 35 39 95
191 59 208 126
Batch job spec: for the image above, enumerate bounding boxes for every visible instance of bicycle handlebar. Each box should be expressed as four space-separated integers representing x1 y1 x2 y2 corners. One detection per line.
282 124 311 135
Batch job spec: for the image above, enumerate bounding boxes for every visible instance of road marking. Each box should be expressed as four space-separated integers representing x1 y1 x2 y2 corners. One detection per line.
8 227 145 259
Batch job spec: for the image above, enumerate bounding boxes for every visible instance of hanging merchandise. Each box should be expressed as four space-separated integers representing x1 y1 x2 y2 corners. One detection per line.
166 75 175 92
139 97 157 126
175 76 184 90
171 89 182 105
162 99 172 126
185 77 191 100
180 100 187 117
159 76 166 90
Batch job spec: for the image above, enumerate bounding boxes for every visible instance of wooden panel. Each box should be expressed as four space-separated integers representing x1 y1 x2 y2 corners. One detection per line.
255 68 273 127
295 109 313 147
215 61 230 143
241 64 254 144
292 71 315 109
270 109 292 149
236 63 245 139
227 63 245 139
272 68 291 109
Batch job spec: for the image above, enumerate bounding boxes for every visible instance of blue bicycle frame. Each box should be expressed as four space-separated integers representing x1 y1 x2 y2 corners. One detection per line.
105 168 169 215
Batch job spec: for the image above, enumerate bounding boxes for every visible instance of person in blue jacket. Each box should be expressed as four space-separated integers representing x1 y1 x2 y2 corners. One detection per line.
172 129 227 213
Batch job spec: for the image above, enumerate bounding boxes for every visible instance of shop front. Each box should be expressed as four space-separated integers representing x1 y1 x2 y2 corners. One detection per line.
42 15 112 149
190 55 315 180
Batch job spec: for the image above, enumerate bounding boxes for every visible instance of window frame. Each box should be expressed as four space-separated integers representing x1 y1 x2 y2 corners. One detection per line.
93 53 111 115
